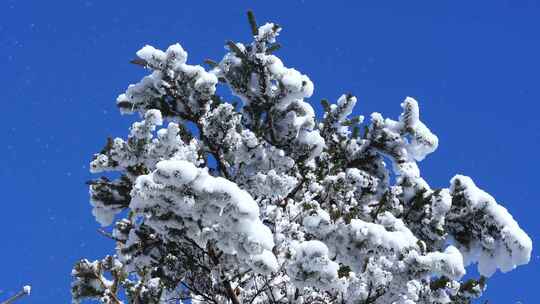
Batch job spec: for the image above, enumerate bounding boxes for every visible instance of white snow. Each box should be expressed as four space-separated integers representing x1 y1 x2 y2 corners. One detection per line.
450 175 532 277
23 285 31 295
411 246 466 280
165 43 187 64
256 23 280 43
287 240 340 290
78 26 533 304
130 159 278 273
348 213 418 252
136 45 166 67
154 160 199 186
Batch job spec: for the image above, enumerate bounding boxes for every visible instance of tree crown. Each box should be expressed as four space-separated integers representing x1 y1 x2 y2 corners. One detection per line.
72 12 532 304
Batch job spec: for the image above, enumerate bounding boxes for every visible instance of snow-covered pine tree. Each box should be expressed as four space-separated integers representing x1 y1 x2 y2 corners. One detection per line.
72 11 532 304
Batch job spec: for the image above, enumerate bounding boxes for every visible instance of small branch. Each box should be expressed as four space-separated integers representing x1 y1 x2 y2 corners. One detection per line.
129 58 148 67
180 283 216 304
265 43 281 54
222 280 240 304
279 178 304 209
1 286 31 304
262 278 278 304
248 279 265 304
195 121 231 180
226 41 247 60
97 228 125 243
207 245 240 304
204 59 218 68
94 272 122 304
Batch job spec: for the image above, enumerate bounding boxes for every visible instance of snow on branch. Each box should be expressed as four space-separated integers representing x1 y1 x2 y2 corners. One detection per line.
1 286 31 304
73 10 532 304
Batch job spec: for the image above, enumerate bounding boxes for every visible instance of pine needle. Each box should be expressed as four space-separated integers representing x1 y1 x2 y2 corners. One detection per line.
247 10 258 36
204 59 218 68
129 58 148 67
266 43 281 54
226 41 246 60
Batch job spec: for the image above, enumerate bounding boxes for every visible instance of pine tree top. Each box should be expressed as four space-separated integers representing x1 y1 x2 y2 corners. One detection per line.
72 12 532 304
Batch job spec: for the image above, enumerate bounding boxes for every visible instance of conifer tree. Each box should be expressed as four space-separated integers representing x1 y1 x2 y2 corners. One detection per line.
72 12 532 304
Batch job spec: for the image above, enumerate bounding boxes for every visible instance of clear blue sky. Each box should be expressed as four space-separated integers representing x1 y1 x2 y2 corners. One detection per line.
1 1 538 303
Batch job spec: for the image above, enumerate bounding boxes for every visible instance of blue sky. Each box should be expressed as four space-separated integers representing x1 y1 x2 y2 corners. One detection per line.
1 1 539 303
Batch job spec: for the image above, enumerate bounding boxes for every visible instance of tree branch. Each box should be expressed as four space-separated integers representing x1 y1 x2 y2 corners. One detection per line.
1 286 30 304
207 245 240 304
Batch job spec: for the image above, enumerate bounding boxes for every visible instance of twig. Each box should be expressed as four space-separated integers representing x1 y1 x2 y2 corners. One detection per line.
180 283 216 304
97 228 125 243
1 286 31 304
278 178 305 209
207 245 240 304
94 272 122 304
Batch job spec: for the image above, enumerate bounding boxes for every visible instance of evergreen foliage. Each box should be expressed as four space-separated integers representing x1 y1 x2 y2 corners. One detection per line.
72 12 532 304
